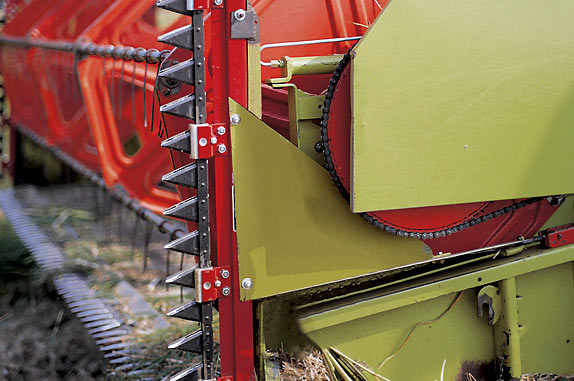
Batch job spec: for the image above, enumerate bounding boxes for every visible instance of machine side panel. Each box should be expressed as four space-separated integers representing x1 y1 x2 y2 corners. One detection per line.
229 100 427 300
351 0 574 212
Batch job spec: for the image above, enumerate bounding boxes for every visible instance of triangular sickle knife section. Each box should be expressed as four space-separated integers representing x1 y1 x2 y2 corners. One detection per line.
162 163 198 188
160 94 196 120
168 330 203 353
165 230 200 255
156 0 192 16
170 362 203 381
161 130 191 153
159 24 194 50
164 197 199 222
159 59 196 86
168 300 202 322
166 264 197 287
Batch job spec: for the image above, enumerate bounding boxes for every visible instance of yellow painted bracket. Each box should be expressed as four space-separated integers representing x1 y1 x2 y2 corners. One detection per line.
351 0 574 212
229 99 428 300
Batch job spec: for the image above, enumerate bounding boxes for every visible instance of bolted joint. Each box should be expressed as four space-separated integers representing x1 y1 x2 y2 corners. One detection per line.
189 123 228 159
194 266 232 302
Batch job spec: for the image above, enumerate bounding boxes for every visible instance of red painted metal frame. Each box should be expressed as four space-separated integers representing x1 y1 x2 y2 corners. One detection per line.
207 2 255 380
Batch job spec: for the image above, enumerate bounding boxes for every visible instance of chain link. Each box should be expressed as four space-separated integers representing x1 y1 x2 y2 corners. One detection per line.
320 47 546 240
0 34 169 64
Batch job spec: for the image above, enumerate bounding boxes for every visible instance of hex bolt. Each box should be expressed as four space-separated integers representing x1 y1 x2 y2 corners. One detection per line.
203 282 212 290
218 144 227 154
217 126 226 135
241 278 253 289
210 136 218 144
214 0 223 5
234 9 246 21
222 287 231 296
220 269 230 278
214 280 222 288
199 137 208 146
230 114 241 125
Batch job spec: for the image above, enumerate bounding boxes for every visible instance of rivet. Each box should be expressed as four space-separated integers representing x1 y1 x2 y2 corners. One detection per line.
199 138 208 146
214 0 223 5
241 278 253 289
203 282 212 290
234 9 246 21
230 114 241 125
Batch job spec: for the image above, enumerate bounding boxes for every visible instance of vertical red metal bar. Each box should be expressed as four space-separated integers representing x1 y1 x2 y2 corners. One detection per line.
208 1 255 380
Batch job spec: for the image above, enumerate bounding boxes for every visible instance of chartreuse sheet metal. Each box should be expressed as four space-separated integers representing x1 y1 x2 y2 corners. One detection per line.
298 246 574 379
351 0 574 213
229 100 428 300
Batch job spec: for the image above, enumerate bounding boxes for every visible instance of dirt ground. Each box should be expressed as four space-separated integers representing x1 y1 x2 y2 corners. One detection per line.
0 212 106 381
0 287 107 380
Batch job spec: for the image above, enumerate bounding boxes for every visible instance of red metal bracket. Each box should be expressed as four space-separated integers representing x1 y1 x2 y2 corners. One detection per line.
189 123 228 159
544 223 574 248
191 0 224 9
195 266 232 302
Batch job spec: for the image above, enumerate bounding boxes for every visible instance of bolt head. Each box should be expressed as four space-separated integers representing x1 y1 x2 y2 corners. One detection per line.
203 282 212 290
230 114 241 125
234 9 246 21
217 126 226 135
222 287 231 296
210 136 218 144
214 280 222 288
241 278 253 289
214 0 223 5
218 144 227 154
199 137 208 146
220 269 230 278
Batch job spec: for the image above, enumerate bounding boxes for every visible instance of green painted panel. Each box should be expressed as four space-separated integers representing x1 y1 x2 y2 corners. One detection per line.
229 100 428 300
515 263 574 373
351 0 574 212
306 292 496 380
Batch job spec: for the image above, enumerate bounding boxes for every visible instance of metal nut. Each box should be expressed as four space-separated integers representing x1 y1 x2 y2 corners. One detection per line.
210 136 218 144
222 287 231 296
199 137 208 146
234 9 246 21
241 278 253 289
230 114 241 125
214 0 223 5
217 126 226 135
220 269 230 279
214 280 222 288
217 144 227 154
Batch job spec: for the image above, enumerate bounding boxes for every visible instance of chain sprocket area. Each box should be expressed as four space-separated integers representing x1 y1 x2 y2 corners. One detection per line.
319 48 548 240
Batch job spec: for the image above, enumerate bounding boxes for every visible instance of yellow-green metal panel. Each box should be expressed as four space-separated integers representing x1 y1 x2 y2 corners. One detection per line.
351 0 574 212
515 262 574 373
306 292 496 380
229 100 428 300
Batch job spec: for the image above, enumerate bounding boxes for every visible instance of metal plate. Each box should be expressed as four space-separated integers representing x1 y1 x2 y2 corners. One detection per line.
229 100 428 300
351 0 574 212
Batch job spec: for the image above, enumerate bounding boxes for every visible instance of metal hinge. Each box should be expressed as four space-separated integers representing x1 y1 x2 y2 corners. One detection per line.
189 123 228 159
195 266 232 302
544 223 574 248
230 6 259 43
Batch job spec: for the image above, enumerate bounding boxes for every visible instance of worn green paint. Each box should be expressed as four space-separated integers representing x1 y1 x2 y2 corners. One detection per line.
297 246 574 379
515 263 574 374
351 0 574 212
229 100 428 300
298 244 574 333
497 278 522 378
